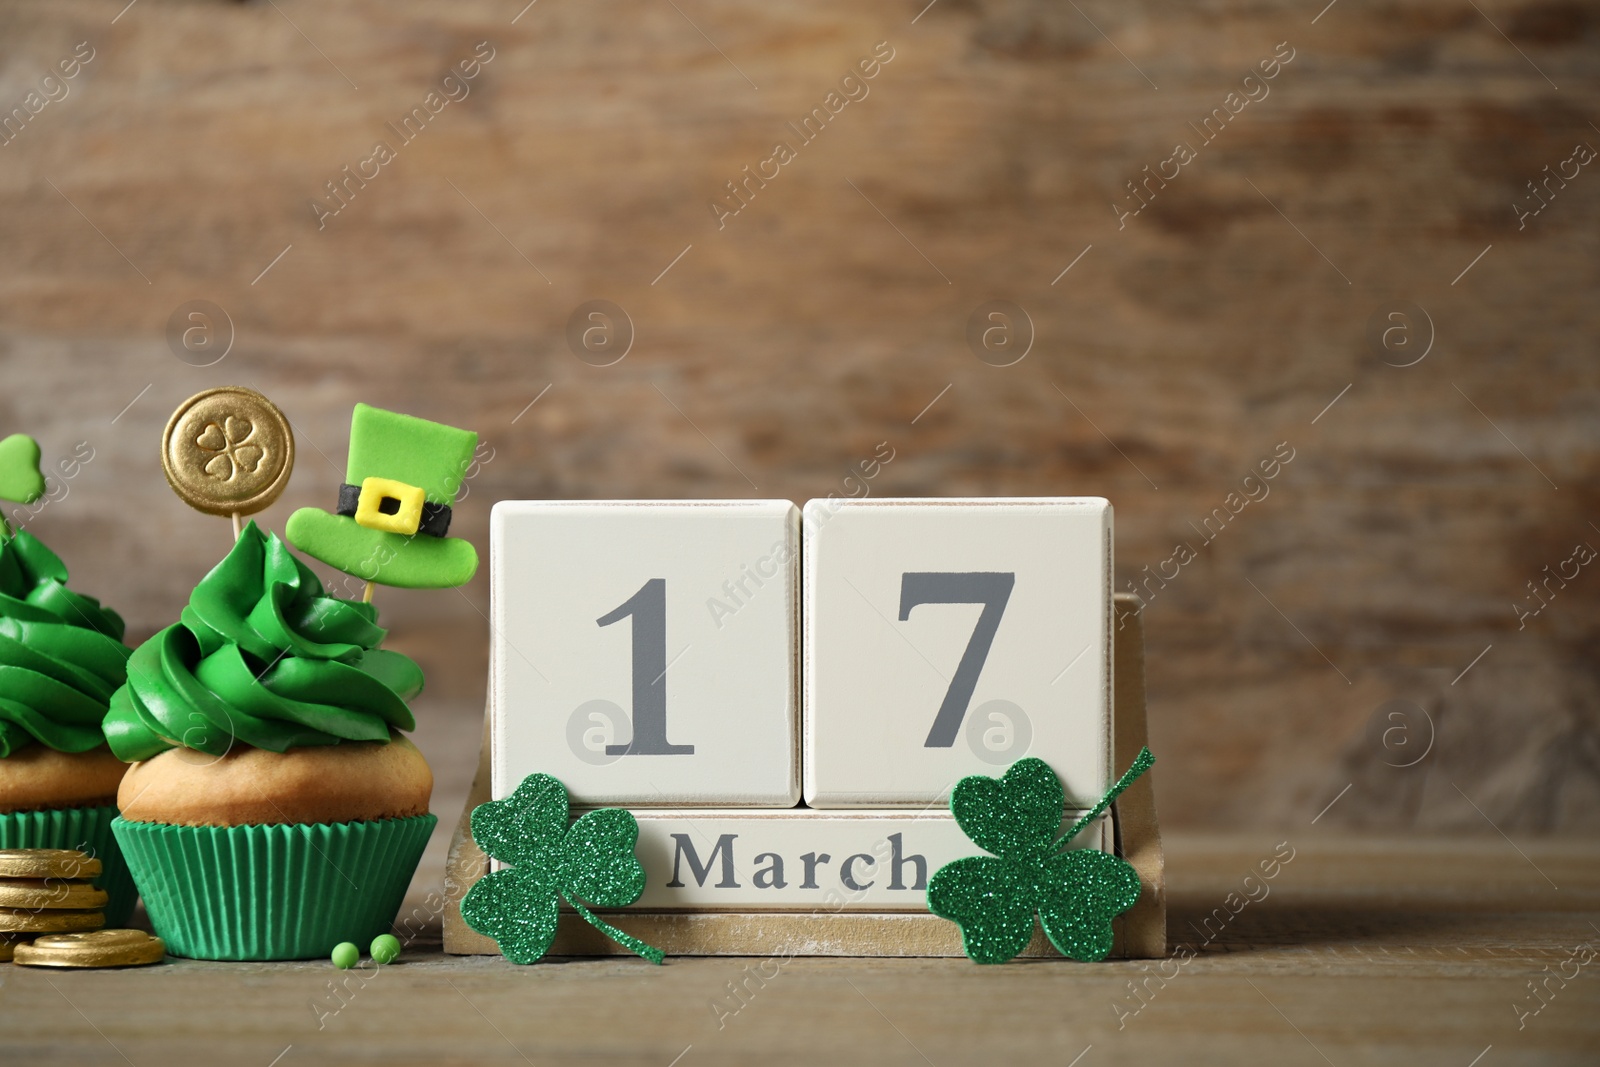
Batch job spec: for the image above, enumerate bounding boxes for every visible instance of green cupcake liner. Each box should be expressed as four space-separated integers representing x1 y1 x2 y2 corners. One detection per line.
0 805 138 926
112 814 435 961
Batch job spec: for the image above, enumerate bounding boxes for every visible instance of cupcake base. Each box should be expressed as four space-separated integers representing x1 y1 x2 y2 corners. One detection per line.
0 805 137 926
113 814 436 960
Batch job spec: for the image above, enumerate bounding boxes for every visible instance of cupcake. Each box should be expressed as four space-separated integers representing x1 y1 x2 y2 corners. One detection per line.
106 522 437 960
0 434 137 923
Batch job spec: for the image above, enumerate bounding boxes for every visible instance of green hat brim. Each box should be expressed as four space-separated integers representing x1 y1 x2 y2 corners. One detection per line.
286 508 478 590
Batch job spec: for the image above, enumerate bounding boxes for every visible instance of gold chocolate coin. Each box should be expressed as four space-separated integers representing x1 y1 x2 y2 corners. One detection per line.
0 880 108 910
0 907 104 934
0 849 101 881
0 935 23 962
161 386 295 517
13 929 166 969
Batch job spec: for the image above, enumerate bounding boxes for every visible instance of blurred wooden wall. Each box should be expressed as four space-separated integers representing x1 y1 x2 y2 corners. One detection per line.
0 0 1596 832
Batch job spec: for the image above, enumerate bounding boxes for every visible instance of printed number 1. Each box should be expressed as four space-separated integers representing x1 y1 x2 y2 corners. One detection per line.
899 572 1015 748
597 578 694 755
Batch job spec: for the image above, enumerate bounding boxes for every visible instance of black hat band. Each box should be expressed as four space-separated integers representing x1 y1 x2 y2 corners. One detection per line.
336 482 453 538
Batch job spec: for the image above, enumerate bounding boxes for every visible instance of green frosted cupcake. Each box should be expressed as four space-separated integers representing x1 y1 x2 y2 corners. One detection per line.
0 435 136 925
106 522 435 961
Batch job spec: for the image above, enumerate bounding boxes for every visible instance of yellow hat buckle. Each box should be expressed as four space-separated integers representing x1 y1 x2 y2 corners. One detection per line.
353 476 426 536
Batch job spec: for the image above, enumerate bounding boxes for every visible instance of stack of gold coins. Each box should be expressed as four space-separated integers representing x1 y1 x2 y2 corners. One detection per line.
0 849 107 961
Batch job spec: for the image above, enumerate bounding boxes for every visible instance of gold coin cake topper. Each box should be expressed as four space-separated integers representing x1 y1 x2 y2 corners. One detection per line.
12 929 166 969
162 386 295 521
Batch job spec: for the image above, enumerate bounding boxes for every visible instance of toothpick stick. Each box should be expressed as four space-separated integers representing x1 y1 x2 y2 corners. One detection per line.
231 512 242 541
362 580 375 604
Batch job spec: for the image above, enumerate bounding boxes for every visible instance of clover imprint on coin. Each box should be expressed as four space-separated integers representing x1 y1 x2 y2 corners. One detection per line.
162 386 296 516
196 415 265 481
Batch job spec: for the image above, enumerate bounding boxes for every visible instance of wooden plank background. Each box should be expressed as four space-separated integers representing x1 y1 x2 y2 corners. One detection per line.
0 0 1596 846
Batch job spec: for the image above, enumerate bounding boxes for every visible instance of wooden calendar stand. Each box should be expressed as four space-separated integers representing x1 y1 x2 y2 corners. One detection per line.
442 593 1164 958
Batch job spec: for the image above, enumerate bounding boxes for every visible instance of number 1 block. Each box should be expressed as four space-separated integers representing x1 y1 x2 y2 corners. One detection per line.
491 500 800 807
803 498 1112 808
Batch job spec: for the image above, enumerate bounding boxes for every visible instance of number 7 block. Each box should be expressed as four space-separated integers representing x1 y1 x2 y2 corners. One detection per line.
802 498 1112 808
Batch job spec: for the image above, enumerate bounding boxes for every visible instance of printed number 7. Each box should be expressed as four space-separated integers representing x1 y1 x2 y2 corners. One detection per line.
899 572 1015 748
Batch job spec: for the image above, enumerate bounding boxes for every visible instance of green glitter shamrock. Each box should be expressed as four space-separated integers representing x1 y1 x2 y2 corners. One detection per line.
927 748 1155 964
461 772 664 965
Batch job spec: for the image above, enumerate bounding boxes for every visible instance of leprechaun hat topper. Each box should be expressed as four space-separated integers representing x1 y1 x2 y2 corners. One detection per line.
285 404 479 589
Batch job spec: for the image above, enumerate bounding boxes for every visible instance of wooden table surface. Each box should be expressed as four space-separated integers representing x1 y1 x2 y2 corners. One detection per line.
2 833 1595 1065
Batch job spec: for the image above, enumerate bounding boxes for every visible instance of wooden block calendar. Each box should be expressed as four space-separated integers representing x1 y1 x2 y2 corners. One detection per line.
444 499 1165 958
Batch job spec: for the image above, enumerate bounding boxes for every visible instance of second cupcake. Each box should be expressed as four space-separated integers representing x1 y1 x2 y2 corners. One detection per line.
106 522 437 960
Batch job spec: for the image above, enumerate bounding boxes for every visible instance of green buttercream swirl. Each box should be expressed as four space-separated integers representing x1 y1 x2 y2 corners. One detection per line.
0 529 130 757
103 522 423 762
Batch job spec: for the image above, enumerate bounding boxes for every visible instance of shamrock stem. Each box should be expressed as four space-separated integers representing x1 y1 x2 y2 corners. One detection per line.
566 897 665 965
1055 746 1155 851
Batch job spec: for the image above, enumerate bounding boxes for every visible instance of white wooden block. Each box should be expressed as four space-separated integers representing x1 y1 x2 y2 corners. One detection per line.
491 500 799 806
590 809 1108 912
803 498 1112 808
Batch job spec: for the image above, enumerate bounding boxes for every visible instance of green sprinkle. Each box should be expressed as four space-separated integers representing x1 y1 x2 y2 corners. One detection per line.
370 934 401 965
331 942 359 969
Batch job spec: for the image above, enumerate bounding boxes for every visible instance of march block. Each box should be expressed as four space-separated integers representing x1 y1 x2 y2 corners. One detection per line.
617 809 1108 911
